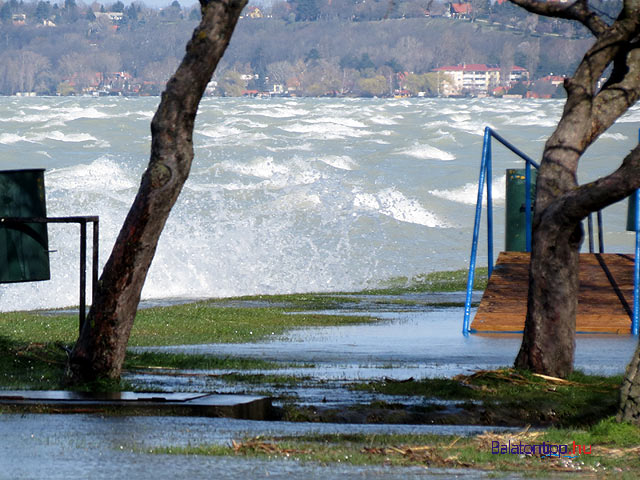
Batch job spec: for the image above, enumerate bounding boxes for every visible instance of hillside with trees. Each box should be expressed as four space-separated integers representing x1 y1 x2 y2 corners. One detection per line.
0 0 613 96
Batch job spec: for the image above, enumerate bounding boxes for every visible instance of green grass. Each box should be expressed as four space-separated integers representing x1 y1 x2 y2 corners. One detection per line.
215 373 312 386
361 267 488 295
153 420 640 475
0 304 375 348
124 352 306 371
351 369 622 427
128 304 375 346
0 266 483 349
0 336 68 390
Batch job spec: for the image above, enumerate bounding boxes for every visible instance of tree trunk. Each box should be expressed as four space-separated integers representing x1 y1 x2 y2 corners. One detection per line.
514 129 584 377
68 0 247 383
507 0 640 379
619 342 640 422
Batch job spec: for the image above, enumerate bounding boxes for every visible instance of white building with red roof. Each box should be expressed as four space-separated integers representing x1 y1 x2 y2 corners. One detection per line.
432 64 529 96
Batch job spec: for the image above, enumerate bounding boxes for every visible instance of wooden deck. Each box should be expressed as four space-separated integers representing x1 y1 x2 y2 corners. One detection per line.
471 252 636 334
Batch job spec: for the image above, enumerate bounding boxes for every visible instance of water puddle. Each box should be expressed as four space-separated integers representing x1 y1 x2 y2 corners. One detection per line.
0 414 520 479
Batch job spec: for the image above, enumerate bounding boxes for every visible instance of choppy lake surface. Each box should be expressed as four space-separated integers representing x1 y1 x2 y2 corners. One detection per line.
1 97 639 311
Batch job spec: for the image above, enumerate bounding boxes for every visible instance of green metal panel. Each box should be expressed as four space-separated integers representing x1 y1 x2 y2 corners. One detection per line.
505 168 537 252
627 193 639 232
0 169 50 283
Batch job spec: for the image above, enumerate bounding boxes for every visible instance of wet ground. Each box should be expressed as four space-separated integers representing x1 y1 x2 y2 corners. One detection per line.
0 414 521 479
130 302 638 409
2 295 635 478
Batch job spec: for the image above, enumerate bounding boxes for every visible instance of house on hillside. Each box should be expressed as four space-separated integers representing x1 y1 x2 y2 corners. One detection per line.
508 66 529 83
539 75 565 86
432 64 529 96
12 14 26 26
94 12 124 23
448 3 472 19
245 6 263 18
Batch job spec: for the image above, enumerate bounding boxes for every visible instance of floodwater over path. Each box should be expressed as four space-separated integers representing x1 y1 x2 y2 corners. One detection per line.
2 299 632 478
0 414 518 479
136 304 638 379
130 299 638 407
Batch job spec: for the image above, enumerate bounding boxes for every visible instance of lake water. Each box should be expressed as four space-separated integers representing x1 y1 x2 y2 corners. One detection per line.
1 97 639 311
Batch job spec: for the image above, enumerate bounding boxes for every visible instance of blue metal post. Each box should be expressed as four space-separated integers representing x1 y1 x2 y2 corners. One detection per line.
634 128 640 336
486 131 494 278
463 127 491 334
525 161 532 252
634 189 639 335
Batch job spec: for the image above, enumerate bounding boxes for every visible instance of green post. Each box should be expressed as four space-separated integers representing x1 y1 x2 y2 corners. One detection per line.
0 169 50 283
627 192 639 231
505 168 537 252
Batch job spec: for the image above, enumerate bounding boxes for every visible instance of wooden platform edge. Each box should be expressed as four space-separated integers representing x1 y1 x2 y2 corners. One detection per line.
470 252 635 335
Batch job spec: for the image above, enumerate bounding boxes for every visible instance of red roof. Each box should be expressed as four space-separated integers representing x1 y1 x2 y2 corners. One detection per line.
433 64 527 73
433 64 495 72
540 75 565 82
451 3 472 15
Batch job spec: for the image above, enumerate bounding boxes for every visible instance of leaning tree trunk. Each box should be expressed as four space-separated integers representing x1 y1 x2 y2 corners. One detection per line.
619 343 640 422
68 0 248 383
508 0 640 378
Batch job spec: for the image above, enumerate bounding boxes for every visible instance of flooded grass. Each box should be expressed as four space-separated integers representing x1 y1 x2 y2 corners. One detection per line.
0 337 68 390
361 267 489 295
152 419 640 476
0 304 375 348
124 352 310 371
350 369 622 427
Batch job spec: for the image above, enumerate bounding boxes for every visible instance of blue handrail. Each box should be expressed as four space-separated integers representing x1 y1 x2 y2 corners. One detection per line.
463 126 640 336
463 127 539 335
634 128 640 335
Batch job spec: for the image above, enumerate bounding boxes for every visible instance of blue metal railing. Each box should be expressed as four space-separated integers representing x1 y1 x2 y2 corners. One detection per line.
634 127 640 335
463 126 640 336
463 127 539 335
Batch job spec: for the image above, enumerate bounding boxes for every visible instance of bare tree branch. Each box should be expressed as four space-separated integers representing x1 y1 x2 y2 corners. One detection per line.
593 45 640 134
509 0 609 36
552 144 640 225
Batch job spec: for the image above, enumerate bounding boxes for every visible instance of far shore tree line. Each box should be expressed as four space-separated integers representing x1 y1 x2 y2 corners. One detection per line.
0 0 599 97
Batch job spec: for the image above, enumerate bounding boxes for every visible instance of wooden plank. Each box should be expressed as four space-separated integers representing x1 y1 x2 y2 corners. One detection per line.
471 252 636 334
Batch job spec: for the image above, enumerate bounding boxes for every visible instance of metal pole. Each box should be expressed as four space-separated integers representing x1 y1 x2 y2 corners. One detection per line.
486 130 494 277
463 127 490 334
597 210 604 253
525 161 532 252
92 219 99 303
587 214 594 253
634 189 640 335
79 221 87 334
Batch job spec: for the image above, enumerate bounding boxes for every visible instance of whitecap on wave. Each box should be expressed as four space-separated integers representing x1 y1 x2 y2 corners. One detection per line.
302 117 367 128
280 122 371 139
0 130 108 147
370 115 398 125
214 156 323 188
397 144 455 161
318 155 358 170
0 133 27 144
197 125 243 138
40 131 100 143
249 106 309 118
353 188 449 227
47 156 138 192
429 175 507 206
600 132 628 141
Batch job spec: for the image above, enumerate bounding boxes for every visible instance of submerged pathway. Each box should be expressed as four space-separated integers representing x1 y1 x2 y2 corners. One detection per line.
136 301 638 379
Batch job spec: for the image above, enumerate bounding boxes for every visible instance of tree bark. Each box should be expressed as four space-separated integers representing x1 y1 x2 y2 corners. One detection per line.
619 343 640 422
68 0 247 383
508 0 640 377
